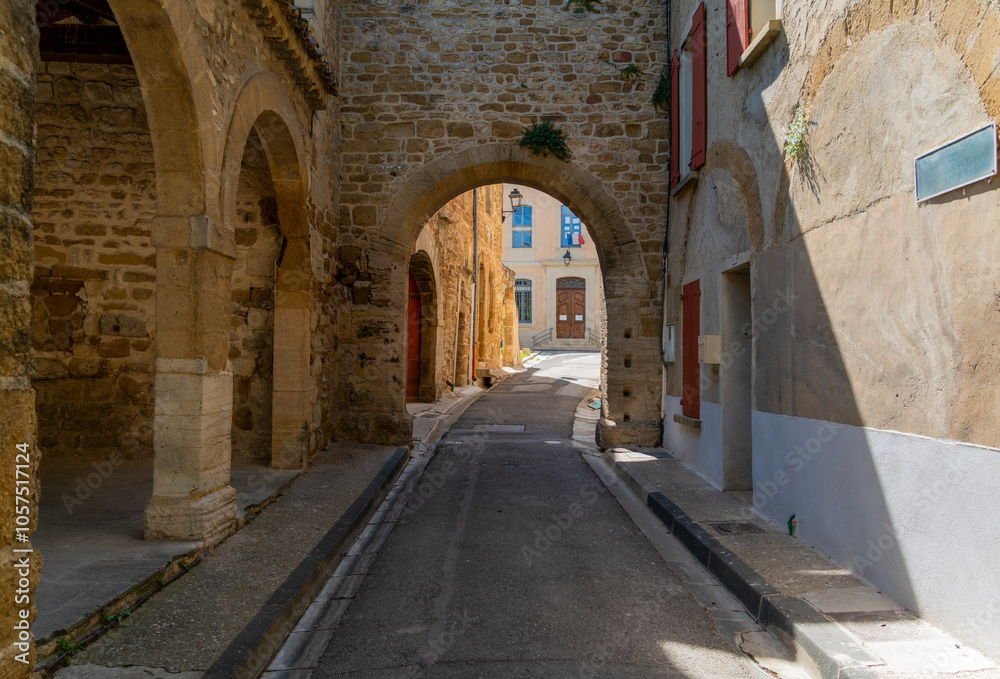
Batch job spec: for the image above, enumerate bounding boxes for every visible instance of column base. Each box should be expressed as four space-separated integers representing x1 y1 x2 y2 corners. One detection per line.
596 418 661 449
143 485 237 546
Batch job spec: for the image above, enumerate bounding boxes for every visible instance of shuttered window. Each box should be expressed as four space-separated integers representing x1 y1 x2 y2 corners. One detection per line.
726 0 750 76
690 2 707 170
681 279 701 420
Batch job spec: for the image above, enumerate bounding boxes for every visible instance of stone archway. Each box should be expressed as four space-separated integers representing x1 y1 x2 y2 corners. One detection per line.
336 144 662 448
407 251 440 403
219 75 313 470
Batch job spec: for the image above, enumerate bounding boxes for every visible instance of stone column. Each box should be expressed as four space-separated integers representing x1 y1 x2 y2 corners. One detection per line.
1 3 40 671
597 276 663 448
144 216 238 545
271 260 311 469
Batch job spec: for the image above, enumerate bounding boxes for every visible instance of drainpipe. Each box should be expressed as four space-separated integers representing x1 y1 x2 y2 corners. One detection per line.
469 188 479 383
659 0 672 371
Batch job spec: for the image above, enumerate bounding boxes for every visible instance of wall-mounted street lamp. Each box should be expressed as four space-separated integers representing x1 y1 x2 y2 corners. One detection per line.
563 250 572 267
501 187 523 223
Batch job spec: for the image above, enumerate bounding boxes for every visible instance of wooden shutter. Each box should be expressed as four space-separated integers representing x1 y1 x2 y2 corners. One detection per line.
670 49 680 188
690 2 707 170
726 0 749 76
681 279 700 420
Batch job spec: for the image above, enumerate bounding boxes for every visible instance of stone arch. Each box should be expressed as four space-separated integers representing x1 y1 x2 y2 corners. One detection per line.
377 145 646 282
107 0 212 217
220 75 312 469
407 251 440 403
680 141 766 261
355 144 660 448
773 0 1000 236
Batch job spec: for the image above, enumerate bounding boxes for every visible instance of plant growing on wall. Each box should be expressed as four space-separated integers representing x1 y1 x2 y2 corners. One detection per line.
565 0 602 13
651 68 670 113
620 64 643 82
783 99 808 160
519 120 573 162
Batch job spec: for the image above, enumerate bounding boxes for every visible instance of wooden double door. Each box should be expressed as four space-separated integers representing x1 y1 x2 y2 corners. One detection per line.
556 277 586 339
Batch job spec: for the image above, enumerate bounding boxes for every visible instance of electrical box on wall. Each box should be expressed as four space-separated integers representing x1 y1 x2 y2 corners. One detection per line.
664 323 676 362
698 335 720 364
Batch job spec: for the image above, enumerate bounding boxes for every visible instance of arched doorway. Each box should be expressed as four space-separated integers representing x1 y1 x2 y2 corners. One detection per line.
406 251 439 403
556 277 587 339
218 86 313 471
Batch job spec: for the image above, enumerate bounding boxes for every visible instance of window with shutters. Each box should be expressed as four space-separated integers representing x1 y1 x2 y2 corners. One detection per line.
671 3 707 189
727 0 781 75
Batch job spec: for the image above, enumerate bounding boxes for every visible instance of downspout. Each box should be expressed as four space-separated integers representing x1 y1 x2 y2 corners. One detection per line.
469 188 479 383
659 0 672 371
658 0 673 446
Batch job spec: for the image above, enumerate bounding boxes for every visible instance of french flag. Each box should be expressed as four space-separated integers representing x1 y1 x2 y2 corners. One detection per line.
572 233 585 246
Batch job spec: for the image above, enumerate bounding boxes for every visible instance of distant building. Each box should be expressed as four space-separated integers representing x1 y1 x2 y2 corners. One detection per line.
502 185 603 352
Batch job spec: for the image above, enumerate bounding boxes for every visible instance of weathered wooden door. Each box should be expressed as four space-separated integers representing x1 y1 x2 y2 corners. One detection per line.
556 278 586 339
406 273 421 402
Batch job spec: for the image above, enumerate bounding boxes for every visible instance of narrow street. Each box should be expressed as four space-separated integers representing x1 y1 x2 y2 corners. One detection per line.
308 352 754 678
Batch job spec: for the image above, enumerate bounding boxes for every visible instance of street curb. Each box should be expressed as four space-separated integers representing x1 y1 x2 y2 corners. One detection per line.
602 452 882 679
203 446 410 679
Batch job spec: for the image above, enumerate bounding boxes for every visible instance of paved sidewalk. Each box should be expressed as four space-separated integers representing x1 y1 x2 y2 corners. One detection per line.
600 447 1000 679
50 442 402 677
33 459 298 643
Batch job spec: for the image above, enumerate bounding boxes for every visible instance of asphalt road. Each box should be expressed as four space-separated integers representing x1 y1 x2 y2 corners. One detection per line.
313 352 753 678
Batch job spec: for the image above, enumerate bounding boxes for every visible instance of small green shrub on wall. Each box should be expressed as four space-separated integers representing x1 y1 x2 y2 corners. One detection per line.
651 68 670 112
519 120 573 162
783 99 808 160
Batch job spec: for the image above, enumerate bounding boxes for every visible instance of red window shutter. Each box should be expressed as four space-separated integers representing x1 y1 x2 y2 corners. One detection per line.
681 279 701 420
670 49 680 188
690 2 707 170
726 0 749 76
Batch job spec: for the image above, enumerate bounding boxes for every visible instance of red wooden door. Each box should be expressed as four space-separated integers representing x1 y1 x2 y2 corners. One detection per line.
556 278 586 339
406 273 421 402
681 279 701 419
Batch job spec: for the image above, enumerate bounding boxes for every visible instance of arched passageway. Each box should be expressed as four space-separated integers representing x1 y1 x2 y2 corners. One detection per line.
333 145 664 448
407 251 438 403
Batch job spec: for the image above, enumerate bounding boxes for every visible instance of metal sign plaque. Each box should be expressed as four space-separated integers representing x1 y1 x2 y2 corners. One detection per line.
915 122 997 202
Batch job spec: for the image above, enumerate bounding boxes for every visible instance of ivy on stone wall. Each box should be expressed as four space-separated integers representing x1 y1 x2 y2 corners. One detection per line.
519 120 573 162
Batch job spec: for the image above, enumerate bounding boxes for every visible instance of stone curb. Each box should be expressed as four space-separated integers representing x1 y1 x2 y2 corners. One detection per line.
203 446 410 679
602 452 882 679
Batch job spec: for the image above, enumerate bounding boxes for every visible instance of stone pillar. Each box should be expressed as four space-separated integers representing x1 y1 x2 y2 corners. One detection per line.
596 277 663 448
332 245 412 445
271 265 311 469
1 3 40 671
145 216 238 544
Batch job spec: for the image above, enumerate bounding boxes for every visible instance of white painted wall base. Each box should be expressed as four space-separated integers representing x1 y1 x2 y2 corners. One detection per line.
751 411 1000 661
662 395 723 489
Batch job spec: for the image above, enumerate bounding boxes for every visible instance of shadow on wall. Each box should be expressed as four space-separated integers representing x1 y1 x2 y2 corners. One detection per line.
744 12 1000 662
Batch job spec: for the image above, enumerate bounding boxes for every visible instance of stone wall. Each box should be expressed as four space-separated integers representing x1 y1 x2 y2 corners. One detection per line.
30 62 156 460
1 1 39 674
411 185 509 398
333 0 669 445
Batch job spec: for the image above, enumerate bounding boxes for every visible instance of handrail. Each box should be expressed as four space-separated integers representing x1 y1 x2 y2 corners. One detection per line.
587 327 600 344
531 328 553 349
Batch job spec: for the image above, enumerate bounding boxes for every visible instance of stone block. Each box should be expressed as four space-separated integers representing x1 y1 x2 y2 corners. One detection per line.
100 313 148 337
